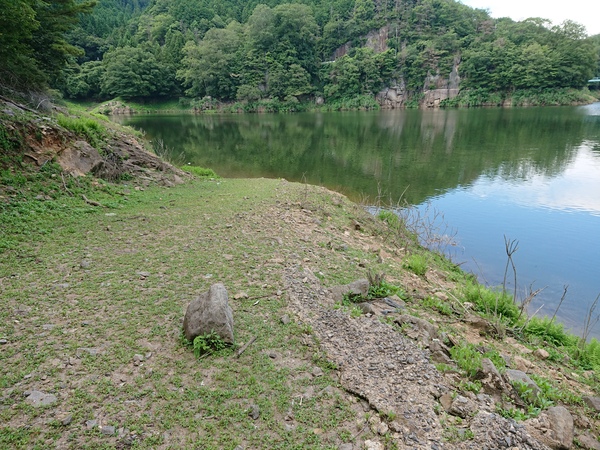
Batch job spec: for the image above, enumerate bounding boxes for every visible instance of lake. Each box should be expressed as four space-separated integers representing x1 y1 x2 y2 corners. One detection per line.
116 104 600 338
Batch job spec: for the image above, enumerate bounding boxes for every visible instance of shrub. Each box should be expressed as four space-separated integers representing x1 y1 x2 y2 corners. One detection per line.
181 166 219 178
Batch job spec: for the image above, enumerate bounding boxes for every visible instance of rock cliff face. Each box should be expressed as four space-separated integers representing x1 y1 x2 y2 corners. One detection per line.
376 56 461 108
332 25 462 108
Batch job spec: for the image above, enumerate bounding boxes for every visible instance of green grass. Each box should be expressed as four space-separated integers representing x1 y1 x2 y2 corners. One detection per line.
449 342 505 378
181 166 220 178
403 253 428 276
56 114 106 148
1 177 384 448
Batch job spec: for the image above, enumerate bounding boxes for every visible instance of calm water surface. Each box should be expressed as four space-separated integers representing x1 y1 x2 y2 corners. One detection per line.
118 104 600 337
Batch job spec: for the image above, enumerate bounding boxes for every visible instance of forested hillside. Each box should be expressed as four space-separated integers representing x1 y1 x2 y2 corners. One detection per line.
2 0 599 108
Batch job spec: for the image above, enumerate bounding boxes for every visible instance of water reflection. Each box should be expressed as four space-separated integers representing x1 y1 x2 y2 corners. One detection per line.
117 104 600 336
472 144 600 216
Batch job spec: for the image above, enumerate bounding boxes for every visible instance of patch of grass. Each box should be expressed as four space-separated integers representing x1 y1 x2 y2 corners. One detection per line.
449 342 505 378
458 380 482 394
56 114 106 148
403 253 428 276
422 296 454 316
461 281 520 323
524 316 577 347
182 165 219 178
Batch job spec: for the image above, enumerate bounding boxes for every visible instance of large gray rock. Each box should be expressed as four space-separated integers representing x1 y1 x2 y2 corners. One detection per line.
525 406 574 449
329 279 369 303
505 369 542 400
183 283 234 343
476 358 507 395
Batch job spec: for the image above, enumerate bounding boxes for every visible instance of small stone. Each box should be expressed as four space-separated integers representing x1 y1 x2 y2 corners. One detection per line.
280 314 291 325
61 414 73 426
312 366 324 377
248 404 260 420
233 292 249 300
223 254 234 261
0 339 7 345
268 352 278 359
42 324 55 331
86 420 98 429
364 440 384 450
80 259 92 269
133 354 145 363
338 444 354 450
376 422 389 435
533 348 550 359
101 425 115 436
25 390 57 407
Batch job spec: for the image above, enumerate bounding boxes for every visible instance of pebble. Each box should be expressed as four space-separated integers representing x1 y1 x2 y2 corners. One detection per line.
248 404 260 420
101 425 115 436
25 390 57 407
0 339 7 345
61 414 73 426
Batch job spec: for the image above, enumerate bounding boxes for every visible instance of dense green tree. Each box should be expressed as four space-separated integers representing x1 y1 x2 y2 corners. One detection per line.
102 45 177 99
324 48 396 99
178 22 243 99
0 0 94 92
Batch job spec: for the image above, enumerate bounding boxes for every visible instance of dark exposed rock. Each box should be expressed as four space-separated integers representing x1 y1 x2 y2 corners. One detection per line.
183 283 234 344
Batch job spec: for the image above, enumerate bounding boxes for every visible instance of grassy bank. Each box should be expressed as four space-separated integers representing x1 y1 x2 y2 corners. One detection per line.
2 162 600 447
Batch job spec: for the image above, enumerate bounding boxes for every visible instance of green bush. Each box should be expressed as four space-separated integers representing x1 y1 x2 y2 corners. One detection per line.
449 342 505 378
181 166 219 178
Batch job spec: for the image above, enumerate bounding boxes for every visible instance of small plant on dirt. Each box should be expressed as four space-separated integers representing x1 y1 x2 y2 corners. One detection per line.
191 331 232 358
458 380 482 394
449 342 505 378
403 253 428 276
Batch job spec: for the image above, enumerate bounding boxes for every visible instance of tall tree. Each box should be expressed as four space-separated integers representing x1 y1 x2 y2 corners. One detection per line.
0 0 95 92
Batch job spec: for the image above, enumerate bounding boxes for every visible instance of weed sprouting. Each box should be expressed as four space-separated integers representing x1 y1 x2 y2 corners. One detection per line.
192 332 232 358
